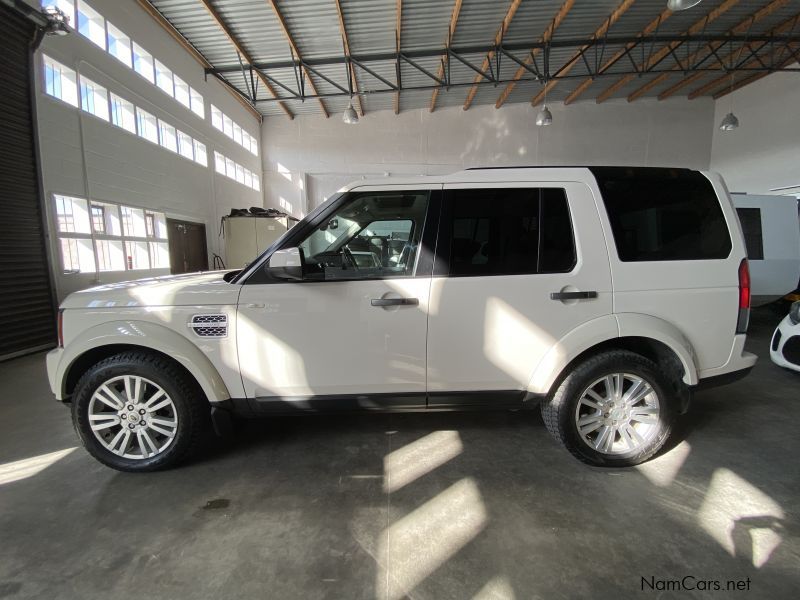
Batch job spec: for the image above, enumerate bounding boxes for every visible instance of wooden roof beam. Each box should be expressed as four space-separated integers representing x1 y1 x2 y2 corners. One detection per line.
531 0 636 107
266 0 329 118
333 0 363 116
595 0 740 104
462 0 524 111
627 0 790 102
137 0 268 121
430 0 463 112
713 50 798 99
491 0 571 110
687 13 800 99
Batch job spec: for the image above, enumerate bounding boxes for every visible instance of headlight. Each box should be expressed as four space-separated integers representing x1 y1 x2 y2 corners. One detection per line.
790 301 800 325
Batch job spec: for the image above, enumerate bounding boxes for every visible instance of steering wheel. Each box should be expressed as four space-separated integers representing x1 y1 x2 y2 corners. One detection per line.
341 246 359 270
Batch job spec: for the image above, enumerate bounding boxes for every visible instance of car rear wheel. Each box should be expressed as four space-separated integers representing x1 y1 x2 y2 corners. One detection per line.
71 352 206 472
541 350 675 467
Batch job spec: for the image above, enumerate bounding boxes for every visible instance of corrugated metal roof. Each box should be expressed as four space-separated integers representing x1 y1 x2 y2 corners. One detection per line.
146 0 800 118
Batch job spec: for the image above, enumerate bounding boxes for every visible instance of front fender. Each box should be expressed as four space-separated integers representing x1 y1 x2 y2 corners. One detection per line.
51 320 232 403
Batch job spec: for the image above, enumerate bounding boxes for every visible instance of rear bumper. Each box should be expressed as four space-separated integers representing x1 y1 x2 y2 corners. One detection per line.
697 334 757 382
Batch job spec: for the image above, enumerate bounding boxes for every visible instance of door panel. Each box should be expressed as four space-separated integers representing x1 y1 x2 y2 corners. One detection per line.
237 186 438 403
237 278 430 399
427 182 613 395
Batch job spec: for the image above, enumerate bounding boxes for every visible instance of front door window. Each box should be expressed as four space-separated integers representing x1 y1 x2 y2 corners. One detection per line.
297 191 429 280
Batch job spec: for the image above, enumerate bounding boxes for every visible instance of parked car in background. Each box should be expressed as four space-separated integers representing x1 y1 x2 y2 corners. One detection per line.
770 301 800 373
47 167 757 472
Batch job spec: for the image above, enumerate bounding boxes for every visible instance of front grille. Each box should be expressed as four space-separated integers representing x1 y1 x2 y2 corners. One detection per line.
188 314 228 338
783 335 800 366
772 329 782 352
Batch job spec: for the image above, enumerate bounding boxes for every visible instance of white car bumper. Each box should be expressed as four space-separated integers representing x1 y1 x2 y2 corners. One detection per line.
770 315 800 373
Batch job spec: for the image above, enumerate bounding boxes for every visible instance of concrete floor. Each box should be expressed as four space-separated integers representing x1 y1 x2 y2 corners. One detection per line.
0 308 798 600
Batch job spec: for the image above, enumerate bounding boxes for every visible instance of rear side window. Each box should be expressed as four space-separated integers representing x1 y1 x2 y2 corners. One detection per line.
441 188 576 276
592 167 732 262
736 207 764 260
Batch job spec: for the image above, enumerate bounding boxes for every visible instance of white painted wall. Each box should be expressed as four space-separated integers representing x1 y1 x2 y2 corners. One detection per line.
261 97 716 215
35 0 263 300
710 71 800 195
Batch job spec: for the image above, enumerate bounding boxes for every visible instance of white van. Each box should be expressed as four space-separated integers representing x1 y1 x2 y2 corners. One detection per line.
47 167 757 472
732 193 800 305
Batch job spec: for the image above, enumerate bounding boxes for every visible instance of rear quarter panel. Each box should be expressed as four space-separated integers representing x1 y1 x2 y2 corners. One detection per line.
592 171 747 372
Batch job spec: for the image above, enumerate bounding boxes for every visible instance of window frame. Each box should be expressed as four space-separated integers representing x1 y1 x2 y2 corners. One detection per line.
434 186 577 278
243 188 441 285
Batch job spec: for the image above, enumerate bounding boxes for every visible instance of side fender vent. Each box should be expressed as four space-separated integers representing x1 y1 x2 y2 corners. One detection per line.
188 314 228 338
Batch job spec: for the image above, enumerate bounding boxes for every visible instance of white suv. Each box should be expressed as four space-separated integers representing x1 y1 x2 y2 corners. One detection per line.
47 167 757 471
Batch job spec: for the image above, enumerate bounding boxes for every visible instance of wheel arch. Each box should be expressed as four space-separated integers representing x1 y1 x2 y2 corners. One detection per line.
56 320 231 403
528 313 698 398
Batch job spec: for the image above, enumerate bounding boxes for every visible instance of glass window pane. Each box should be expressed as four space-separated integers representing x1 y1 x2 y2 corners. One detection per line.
593 167 732 262
211 105 222 130
154 60 173 96
296 191 430 280
79 75 109 121
77 1 105 49
136 107 158 143
174 75 190 108
149 242 170 269
96 239 125 271
54 195 91 234
222 114 233 138
447 189 542 277
252 174 260 191
177 130 193 160
233 123 243 146
225 157 235 179
106 22 131 67
121 206 146 237
190 88 204 118
109 92 135 133
125 241 150 270
43 55 78 107
193 140 207 166
60 237 95 273
214 151 225 174
132 42 154 83
158 121 177 152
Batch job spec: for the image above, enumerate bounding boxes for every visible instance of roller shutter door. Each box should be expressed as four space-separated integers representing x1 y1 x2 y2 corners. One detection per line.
0 5 57 361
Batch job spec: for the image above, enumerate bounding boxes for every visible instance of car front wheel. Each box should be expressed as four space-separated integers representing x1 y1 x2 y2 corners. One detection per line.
541 350 675 467
71 352 206 472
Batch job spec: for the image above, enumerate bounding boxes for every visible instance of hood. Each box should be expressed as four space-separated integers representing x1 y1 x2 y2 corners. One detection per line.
61 271 241 309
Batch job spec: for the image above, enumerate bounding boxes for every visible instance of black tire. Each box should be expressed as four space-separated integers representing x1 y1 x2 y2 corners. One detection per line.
541 350 675 467
71 351 208 472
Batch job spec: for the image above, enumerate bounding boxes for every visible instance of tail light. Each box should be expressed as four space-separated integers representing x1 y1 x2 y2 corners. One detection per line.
57 309 64 348
736 259 750 334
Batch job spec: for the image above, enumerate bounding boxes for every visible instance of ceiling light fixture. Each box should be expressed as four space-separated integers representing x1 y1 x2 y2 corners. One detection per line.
719 73 739 131
667 0 703 11
535 81 553 127
342 100 359 124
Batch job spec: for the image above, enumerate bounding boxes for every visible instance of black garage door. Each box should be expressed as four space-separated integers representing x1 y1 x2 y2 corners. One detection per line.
0 5 57 361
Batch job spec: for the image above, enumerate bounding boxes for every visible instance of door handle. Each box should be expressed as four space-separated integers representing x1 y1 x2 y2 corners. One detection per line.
370 297 419 307
550 291 598 301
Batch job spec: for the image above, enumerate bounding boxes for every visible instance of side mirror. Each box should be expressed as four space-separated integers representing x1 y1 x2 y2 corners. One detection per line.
267 247 304 280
